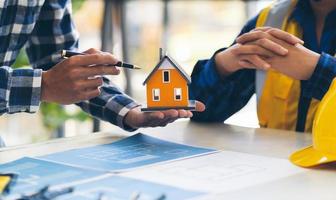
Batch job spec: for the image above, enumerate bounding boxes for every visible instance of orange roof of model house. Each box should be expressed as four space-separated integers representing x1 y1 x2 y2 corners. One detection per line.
141 50 195 112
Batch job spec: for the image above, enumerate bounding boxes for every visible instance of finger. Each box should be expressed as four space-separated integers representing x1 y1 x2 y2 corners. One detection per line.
163 110 188 124
78 77 103 90
161 109 179 118
187 111 193 117
177 110 193 118
267 29 304 45
231 44 277 57
249 28 304 45
238 59 271 71
83 48 102 54
79 65 120 78
195 101 205 112
178 109 189 118
236 30 303 49
252 26 273 32
148 110 179 127
254 38 288 56
236 31 270 44
238 60 256 69
84 89 101 100
147 112 165 120
67 53 120 67
239 55 270 70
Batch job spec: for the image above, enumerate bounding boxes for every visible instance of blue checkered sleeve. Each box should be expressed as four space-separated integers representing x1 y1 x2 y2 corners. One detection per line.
0 67 42 114
303 53 336 100
76 77 139 131
25 0 79 70
0 0 77 116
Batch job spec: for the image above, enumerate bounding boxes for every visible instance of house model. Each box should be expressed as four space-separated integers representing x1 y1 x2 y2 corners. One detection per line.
141 49 196 112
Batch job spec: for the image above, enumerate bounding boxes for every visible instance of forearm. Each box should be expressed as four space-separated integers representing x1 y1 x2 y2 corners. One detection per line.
0 67 42 114
76 77 139 131
190 56 255 122
189 16 260 122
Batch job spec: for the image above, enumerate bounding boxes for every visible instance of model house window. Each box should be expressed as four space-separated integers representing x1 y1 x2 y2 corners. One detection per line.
163 70 170 83
152 88 160 101
174 88 182 101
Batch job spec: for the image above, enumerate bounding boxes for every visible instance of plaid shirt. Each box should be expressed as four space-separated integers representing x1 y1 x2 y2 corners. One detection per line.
0 0 138 131
190 1 336 131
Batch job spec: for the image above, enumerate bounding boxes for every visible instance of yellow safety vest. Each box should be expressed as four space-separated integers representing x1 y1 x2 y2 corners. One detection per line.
256 0 320 132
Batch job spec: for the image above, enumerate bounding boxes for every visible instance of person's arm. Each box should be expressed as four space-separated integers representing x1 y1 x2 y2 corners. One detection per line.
190 59 255 122
25 1 78 70
24 0 140 130
302 53 336 100
190 17 258 122
0 1 113 116
0 67 42 115
26 0 204 131
190 14 305 122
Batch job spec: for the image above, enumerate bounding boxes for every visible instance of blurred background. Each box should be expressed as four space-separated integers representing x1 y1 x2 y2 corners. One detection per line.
1 0 272 147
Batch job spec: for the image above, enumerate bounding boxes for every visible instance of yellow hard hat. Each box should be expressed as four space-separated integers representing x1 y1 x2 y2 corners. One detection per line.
290 78 336 167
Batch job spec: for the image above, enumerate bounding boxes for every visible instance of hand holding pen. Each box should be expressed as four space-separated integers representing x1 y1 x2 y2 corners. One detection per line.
41 48 123 105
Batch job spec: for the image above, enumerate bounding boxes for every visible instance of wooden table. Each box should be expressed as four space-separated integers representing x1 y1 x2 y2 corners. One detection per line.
1 121 335 200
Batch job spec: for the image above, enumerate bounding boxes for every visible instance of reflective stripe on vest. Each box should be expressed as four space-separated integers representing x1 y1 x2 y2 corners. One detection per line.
255 0 294 100
256 0 320 132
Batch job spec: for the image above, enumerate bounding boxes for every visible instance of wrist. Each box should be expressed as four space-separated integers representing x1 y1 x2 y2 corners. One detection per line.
41 71 51 102
304 51 320 80
215 50 239 77
123 106 141 129
294 44 320 80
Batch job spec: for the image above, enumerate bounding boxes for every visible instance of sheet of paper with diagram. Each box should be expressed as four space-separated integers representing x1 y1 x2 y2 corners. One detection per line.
0 133 307 199
123 151 307 193
40 133 216 172
0 157 105 194
54 175 204 200
1 158 204 200
0 133 215 199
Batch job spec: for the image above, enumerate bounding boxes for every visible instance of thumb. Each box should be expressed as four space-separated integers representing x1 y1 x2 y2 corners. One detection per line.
195 101 206 112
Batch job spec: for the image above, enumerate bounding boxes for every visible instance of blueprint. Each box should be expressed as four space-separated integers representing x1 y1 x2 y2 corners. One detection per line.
0 157 104 194
124 151 306 193
55 175 204 200
41 133 215 172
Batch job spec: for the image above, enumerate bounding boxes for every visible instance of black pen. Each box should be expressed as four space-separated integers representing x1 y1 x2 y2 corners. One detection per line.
61 50 141 70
